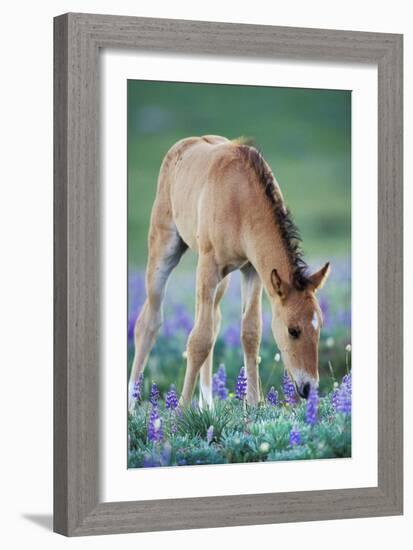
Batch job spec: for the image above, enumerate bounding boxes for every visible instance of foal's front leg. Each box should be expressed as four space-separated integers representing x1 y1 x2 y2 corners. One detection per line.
241 265 263 406
198 276 230 408
181 256 221 406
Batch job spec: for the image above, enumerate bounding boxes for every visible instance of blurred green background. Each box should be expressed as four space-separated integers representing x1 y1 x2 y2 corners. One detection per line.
128 81 351 266
127 80 351 397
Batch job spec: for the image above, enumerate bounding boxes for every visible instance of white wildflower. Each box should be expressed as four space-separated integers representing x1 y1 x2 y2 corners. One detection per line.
274 352 281 362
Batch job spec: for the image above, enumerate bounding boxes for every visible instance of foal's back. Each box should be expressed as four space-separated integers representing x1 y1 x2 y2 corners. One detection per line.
162 135 264 261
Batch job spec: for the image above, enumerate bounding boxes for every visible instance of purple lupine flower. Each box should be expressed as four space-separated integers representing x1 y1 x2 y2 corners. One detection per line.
235 367 247 400
336 386 351 415
332 373 352 415
342 372 352 392
331 386 339 411
282 370 296 405
305 386 319 425
267 386 278 406
147 404 163 443
132 373 144 401
336 373 352 415
289 426 301 446
216 364 227 384
212 364 229 400
165 384 179 410
170 418 178 434
149 382 160 406
206 425 214 444
143 453 157 468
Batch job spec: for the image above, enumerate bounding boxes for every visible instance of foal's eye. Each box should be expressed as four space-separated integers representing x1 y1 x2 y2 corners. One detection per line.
288 327 301 339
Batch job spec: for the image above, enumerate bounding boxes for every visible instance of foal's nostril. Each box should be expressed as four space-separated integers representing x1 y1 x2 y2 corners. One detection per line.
302 382 311 399
297 382 311 399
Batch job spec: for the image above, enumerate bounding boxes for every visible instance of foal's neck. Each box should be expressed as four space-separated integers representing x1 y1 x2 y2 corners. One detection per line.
245 217 292 297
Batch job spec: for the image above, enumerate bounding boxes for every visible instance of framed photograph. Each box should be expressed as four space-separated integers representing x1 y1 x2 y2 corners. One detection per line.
54 13 403 536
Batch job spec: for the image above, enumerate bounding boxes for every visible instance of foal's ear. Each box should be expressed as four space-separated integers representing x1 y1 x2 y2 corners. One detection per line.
271 269 289 299
309 262 331 291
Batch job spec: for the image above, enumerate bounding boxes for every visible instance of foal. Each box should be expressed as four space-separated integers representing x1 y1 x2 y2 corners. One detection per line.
128 135 330 411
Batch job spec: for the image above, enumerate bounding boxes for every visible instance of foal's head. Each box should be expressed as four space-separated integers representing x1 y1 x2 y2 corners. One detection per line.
270 262 330 399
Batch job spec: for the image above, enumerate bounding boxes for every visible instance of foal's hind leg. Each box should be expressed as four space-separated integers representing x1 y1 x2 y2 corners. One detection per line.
128 226 186 412
198 275 230 408
241 264 263 406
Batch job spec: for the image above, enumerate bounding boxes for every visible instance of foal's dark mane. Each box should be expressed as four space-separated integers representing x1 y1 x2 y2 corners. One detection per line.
237 144 311 290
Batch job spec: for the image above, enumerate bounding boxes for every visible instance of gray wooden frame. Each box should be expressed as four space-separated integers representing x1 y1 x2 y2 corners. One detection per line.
54 12 403 536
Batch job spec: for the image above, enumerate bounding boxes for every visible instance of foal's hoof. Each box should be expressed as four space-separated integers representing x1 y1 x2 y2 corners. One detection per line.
198 396 214 410
128 398 137 415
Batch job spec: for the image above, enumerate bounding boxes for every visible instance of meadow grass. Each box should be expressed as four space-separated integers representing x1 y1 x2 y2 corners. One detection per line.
128 370 351 468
